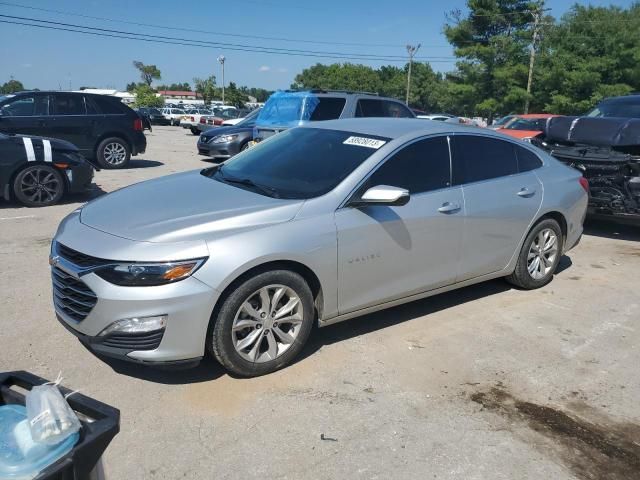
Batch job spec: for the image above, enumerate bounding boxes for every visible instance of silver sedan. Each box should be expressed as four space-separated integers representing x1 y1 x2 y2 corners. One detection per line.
51 118 588 377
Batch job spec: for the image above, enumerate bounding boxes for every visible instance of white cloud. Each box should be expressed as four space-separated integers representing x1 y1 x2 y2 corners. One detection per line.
258 65 271 72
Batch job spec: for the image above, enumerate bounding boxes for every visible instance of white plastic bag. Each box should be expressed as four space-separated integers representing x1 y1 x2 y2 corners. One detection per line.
26 379 81 445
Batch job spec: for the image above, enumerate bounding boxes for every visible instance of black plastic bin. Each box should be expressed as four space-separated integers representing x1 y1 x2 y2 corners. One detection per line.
0 371 120 480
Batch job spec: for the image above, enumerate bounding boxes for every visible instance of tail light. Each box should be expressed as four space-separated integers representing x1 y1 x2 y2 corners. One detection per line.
133 118 143 131
190 116 195 122
214 119 222 125
579 176 589 193
200 117 206 124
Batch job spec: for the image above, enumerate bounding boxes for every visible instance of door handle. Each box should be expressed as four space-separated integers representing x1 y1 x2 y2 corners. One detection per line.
438 202 461 214
517 187 536 197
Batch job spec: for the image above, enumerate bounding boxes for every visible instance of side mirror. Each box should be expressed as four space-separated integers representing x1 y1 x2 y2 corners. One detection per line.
351 185 410 207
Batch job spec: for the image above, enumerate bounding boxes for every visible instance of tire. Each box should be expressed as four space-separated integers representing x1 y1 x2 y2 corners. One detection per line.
240 141 250 152
13 164 65 207
190 127 199 135
211 270 314 377
96 137 130 169
506 218 563 289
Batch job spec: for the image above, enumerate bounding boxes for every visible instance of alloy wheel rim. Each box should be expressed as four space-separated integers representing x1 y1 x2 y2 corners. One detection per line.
103 142 127 165
527 228 558 280
232 284 304 363
20 168 61 204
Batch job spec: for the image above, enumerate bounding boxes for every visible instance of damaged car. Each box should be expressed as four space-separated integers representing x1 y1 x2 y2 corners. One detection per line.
533 115 640 223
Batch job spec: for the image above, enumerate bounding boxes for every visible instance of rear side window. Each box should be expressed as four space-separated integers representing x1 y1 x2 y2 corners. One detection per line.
356 99 413 118
91 96 126 114
0 95 49 116
52 95 86 115
515 145 543 172
310 97 346 120
365 136 451 194
452 135 517 184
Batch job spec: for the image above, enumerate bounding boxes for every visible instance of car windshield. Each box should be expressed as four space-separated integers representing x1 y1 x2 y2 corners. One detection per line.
204 127 389 200
586 100 640 119
493 115 514 126
505 118 544 130
237 109 260 126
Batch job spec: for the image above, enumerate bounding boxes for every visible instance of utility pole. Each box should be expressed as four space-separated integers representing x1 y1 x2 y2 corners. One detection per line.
405 43 421 106
524 8 548 114
217 55 226 104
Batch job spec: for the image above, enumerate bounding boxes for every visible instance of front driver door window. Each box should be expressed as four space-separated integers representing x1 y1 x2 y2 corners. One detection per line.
335 135 465 314
0 95 50 137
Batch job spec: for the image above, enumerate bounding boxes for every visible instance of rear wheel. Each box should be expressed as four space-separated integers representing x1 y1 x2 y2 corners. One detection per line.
190 126 199 135
211 270 314 377
96 137 130 169
506 218 563 289
13 165 65 207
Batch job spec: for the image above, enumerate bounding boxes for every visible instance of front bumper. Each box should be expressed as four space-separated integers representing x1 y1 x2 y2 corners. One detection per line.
197 139 239 159
67 162 94 194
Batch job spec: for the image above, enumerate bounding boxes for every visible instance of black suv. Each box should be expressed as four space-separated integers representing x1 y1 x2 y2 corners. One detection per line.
0 91 146 168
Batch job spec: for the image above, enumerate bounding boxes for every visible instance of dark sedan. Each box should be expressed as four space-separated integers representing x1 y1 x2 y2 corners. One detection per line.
197 111 257 161
136 107 170 125
0 132 94 207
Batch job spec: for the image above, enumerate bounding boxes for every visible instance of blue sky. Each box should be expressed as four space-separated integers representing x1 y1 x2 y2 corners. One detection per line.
0 0 635 91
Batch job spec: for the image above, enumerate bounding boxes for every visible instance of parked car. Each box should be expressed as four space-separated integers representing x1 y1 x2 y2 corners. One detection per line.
196 109 243 133
418 113 456 121
181 109 213 135
133 109 152 132
534 114 640 223
51 118 587 377
254 90 415 141
489 114 518 130
136 107 170 126
221 109 252 126
586 94 640 119
161 108 186 126
197 109 260 160
0 92 146 169
0 132 94 207
496 114 560 140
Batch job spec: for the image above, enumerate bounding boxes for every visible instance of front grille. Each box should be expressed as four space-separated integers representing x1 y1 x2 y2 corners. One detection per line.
57 243 112 268
101 329 165 351
52 267 97 322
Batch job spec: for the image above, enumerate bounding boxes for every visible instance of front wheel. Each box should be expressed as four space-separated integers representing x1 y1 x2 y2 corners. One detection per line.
13 164 65 207
190 127 199 135
96 137 130 169
211 270 314 377
506 218 563 289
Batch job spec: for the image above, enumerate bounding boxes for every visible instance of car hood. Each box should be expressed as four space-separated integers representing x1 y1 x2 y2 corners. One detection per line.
80 170 304 243
200 125 252 138
11 134 78 152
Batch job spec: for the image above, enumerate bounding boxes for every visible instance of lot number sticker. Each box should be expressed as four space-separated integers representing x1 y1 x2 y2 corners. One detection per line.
343 136 387 149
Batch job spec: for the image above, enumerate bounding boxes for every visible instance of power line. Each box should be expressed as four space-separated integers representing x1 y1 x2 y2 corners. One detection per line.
0 19 458 63
0 14 457 62
0 0 407 48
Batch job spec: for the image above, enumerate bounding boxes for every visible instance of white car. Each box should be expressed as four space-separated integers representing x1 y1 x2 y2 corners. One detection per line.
181 109 212 134
221 116 245 126
161 108 186 126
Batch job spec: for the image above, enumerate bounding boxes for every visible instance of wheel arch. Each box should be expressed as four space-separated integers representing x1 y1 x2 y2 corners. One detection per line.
535 210 568 246
208 259 325 331
94 132 132 158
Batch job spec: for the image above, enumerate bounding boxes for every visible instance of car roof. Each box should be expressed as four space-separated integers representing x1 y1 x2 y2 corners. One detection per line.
302 117 492 140
516 114 558 119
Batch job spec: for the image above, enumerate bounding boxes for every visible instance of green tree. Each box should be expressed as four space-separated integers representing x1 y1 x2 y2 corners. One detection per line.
225 82 250 108
239 86 273 103
125 82 139 92
291 63 383 93
534 4 640 114
156 82 192 91
0 79 25 94
193 76 218 104
132 84 164 108
444 0 544 120
132 60 161 86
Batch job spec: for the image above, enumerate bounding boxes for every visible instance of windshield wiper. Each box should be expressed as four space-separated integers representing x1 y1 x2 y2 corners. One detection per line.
216 167 280 198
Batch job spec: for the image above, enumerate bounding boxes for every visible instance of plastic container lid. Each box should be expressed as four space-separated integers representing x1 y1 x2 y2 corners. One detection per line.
0 404 79 479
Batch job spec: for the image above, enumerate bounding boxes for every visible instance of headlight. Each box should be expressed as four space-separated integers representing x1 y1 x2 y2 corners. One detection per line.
211 134 238 144
95 258 207 286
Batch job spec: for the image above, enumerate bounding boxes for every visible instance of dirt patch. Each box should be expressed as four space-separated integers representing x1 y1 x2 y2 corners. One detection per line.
591 264 606 269
617 246 640 257
471 387 640 480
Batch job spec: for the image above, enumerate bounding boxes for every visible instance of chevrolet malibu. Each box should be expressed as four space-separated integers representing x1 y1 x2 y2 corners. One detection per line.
51 118 588 377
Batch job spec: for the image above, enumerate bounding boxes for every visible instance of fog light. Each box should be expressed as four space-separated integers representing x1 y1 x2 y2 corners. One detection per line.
98 315 167 336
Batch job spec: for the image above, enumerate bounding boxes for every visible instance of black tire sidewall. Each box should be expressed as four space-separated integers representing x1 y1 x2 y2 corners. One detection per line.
511 219 563 289
97 137 130 169
211 270 314 377
13 164 65 207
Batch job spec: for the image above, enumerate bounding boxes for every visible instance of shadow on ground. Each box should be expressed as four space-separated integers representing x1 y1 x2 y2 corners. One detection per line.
126 159 164 169
584 219 640 242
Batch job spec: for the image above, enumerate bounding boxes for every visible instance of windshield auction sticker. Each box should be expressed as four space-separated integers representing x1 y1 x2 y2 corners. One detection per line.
343 136 387 149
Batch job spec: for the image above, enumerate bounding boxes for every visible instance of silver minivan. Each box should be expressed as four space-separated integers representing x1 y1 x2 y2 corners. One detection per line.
51 118 588 377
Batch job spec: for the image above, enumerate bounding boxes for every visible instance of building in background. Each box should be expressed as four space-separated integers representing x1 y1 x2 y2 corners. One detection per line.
74 88 135 104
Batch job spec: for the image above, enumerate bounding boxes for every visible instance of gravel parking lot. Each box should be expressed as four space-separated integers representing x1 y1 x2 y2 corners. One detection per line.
1 126 639 480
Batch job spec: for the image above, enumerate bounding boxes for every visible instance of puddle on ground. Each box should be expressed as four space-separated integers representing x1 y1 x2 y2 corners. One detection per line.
470 387 640 480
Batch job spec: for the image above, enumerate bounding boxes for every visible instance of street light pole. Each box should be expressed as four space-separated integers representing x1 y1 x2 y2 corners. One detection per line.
406 44 421 106
217 55 226 105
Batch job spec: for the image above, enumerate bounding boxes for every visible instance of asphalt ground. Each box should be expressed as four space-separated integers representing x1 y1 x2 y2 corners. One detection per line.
1 125 639 479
